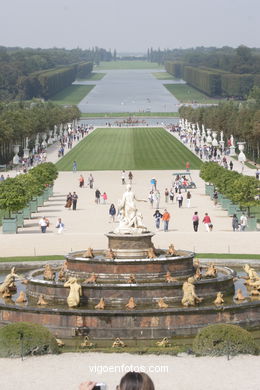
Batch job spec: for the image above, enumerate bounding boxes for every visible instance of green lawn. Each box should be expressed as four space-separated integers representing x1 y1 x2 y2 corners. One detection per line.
56 127 202 171
77 72 106 81
50 85 95 105
152 72 177 80
95 61 163 70
164 84 223 104
80 112 179 118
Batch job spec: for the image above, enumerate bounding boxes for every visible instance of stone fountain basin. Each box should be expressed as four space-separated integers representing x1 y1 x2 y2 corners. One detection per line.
26 266 234 305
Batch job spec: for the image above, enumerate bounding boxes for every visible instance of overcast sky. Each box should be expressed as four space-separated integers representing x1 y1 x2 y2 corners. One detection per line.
1 0 259 53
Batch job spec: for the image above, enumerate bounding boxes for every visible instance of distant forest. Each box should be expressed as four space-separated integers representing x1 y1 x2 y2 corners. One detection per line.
0 46 113 101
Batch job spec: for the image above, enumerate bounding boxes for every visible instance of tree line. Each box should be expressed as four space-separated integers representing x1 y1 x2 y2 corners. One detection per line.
0 101 80 163
0 46 112 100
179 88 260 162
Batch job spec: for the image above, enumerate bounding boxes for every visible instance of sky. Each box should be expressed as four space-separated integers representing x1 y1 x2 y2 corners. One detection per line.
1 0 259 53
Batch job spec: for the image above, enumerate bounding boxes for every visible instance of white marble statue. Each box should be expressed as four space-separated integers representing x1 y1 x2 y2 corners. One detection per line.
114 185 147 234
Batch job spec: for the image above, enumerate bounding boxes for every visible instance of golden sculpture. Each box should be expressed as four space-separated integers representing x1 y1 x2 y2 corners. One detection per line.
112 337 126 348
64 277 82 308
125 297 136 310
2 289 12 298
15 291 27 303
205 263 217 278
194 267 202 280
156 337 171 347
58 261 68 282
234 289 246 301
147 248 156 259
21 279 29 285
181 277 203 307
95 297 105 310
167 244 176 256
37 294 48 305
127 274 136 284
158 298 168 308
165 271 177 283
82 247 94 258
80 336 95 348
55 337 65 347
43 264 55 281
84 273 98 284
250 288 260 296
105 248 115 259
193 258 200 269
214 292 224 305
0 267 20 294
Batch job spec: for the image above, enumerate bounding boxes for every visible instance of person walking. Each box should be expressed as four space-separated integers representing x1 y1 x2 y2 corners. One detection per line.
72 160 77 172
148 191 154 208
169 188 174 203
192 211 199 232
65 192 72 209
95 189 101 204
229 160 233 170
55 218 65 233
240 213 248 231
109 204 116 222
153 209 162 231
164 188 169 203
162 209 170 232
186 191 191 208
121 170 126 185
213 190 218 206
186 161 190 171
128 171 133 184
102 192 108 204
72 192 78 210
79 175 84 188
88 173 94 189
155 190 160 209
177 192 183 208
38 216 49 233
202 212 212 232
232 214 239 232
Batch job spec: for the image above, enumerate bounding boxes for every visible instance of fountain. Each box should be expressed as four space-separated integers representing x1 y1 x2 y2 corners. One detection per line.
0 187 260 340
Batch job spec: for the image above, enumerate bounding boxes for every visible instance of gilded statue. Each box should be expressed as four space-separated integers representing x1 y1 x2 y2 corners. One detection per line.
95 297 105 310
235 289 246 301
167 244 176 256
127 274 136 284
125 297 136 310
112 337 126 348
158 298 168 308
181 277 203 307
205 263 217 278
156 337 171 347
105 248 115 259
82 247 94 258
44 264 55 281
165 271 177 283
64 277 82 308
84 273 98 284
214 292 224 305
37 294 48 305
244 264 260 283
80 336 95 348
15 291 27 303
0 267 20 295
147 248 156 259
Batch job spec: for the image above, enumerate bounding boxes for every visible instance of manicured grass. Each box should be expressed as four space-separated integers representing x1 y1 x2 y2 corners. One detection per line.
80 112 179 118
0 255 64 262
77 72 106 81
196 253 260 260
95 61 163 70
50 85 95 105
56 127 202 171
152 72 177 80
164 84 223 104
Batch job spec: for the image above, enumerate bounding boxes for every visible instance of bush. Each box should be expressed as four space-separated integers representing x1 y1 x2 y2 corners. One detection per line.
0 322 59 357
193 324 258 356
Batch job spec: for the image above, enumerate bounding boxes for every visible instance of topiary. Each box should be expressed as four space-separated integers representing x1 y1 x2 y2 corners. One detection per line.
193 324 258 356
0 322 59 357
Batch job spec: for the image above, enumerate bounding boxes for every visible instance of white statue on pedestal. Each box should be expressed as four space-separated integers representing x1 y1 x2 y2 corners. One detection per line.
114 185 147 234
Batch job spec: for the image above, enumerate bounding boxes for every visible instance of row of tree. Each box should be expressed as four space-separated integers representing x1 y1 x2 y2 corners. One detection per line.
0 162 58 218
0 46 111 100
179 88 260 161
0 101 80 163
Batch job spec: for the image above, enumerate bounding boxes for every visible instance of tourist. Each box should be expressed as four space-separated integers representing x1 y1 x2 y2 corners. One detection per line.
88 173 94 189
256 169 260 180
240 213 248 231
121 170 126 185
202 213 212 232
73 160 77 172
232 214 239 232
177 191 183 208
79 175 84 188
229 160 233 170
162 209 170 232
186 161 190 171
164 188 169 203
109 204 116 222
102 192 108 204
0 174 4 181
65 192 72 209
153 209 162 230
128 171 133 184
72 192 78 210
186 191 191 208
169 188 174 203
38 216 49 233
150 177 157 190
95 189 101 204
213 190 218 206
192 211 199 232
79 371 155 390
148 191 154 208
55 218 65 233
154 190 160 209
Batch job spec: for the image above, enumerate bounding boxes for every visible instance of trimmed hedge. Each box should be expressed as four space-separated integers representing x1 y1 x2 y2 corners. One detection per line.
193 324 258 356
0 322 59 357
